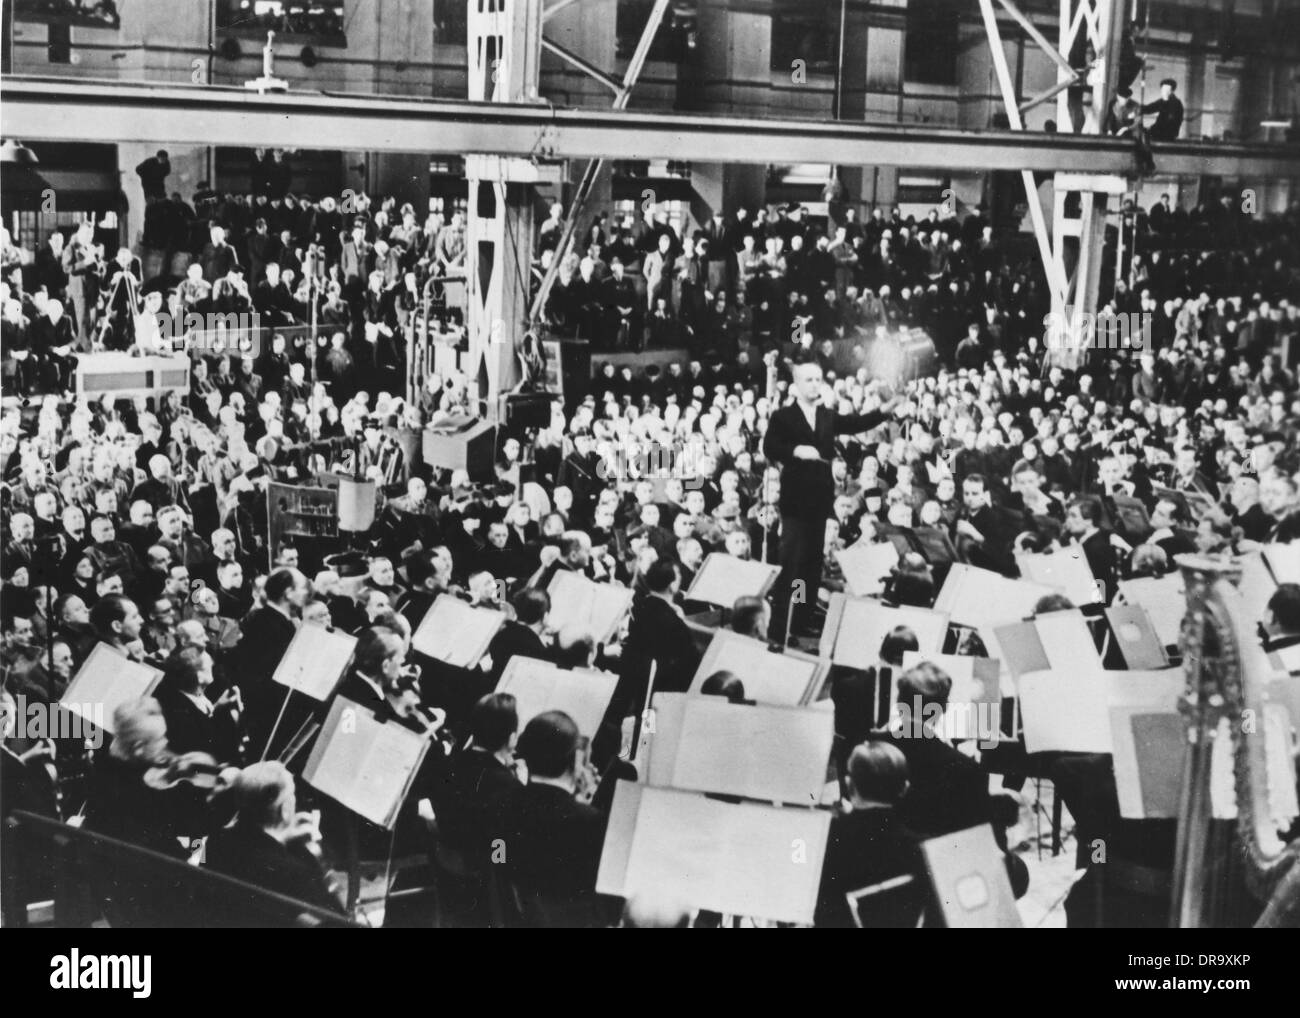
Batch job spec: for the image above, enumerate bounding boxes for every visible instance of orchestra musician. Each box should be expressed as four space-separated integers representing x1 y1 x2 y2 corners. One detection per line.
83 697 238 857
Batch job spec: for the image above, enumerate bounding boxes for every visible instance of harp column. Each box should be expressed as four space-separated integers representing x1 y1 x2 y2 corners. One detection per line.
466 0 545 421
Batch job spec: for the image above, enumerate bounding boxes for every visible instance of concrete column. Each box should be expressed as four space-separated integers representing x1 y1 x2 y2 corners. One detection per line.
839 0 907 214
681 6 772 215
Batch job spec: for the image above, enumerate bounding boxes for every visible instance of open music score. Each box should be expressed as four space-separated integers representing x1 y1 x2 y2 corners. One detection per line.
820 594 949 670
933 563 1060 631
645 692 834 805
684 553 780 609
1015 549 1101 606
1019 667 1184 755
596 781 831 926
272 626 357 701
835 541 900 598
546 571 635 644
993 609 1100 680
411 594 505 667
689 629 827 706
1117 573 1187 647
495 655 618 739
302 696 431 829
59 643 163 735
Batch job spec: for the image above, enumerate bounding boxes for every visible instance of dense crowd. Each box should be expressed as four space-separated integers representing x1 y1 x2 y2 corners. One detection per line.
1 164 1298 925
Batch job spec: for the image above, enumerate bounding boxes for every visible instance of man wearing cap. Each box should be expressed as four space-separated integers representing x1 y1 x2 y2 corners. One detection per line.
1141 78 1184 141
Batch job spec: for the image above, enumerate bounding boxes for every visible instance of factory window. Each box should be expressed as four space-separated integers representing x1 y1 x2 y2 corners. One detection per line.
904 0 958 86
217 1 347 45
13 0 121 30
769 0 838 76
616 0 696 63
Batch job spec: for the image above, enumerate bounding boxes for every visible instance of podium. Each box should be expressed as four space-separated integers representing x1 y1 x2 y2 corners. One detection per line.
422 420 496 480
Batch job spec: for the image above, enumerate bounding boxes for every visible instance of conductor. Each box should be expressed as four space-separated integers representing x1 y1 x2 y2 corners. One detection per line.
763 356 900 644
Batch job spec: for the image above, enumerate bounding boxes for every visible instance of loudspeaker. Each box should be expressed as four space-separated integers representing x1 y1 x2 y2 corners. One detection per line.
502 392 554 429
422 420 496 481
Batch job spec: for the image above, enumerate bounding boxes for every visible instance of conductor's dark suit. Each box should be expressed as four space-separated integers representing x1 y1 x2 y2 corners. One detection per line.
762 401 892 640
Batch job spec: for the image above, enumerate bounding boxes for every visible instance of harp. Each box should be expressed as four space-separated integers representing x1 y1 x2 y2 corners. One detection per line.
1170 555 1300 928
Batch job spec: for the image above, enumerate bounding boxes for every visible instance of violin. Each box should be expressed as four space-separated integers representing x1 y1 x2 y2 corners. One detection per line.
142 750 228 792
384 669 448 739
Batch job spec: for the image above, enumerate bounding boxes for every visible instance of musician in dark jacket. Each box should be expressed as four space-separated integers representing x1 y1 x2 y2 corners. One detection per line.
236 568 308 751
83 698 232 857
762 358 899 642
815 741 925 928
619 560 699 712
432 692 521 868
498 711 610 926
154 645 243 762
487 588 552 680
205 761 344 919
873 662 993 838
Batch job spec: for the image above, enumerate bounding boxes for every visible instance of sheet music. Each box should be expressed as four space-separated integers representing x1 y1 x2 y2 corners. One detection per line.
59 644 163 735
496 656 618 738
411 594 505 667
304 697 429 829
828 597 948 670
835 542 900 597
547 571 634 643
272 626 357 701
1236 551 1277 627
691 631 822 706
933 564 1059 630
648 693 834 805
1019 667 1182 754
1117 574 1186 646
1264 543 1300 585
1015 550 1100 606
1034 610 1103 672
600 783 831 925
685 554 780 608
